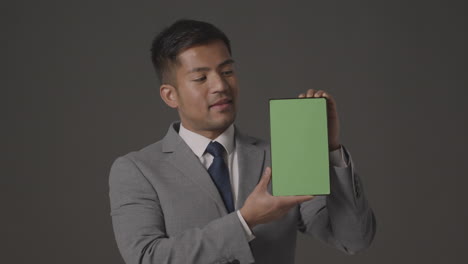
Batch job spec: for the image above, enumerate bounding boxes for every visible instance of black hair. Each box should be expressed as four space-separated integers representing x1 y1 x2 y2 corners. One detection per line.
150 19 232 84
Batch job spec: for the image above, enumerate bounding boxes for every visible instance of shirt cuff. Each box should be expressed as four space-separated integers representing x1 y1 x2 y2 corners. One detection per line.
329 145 348 168
236 210 256 242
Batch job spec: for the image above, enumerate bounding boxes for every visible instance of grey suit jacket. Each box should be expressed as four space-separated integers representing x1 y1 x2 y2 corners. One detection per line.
109 122 376 264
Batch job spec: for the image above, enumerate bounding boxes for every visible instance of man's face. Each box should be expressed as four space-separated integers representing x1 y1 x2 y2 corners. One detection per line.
169 40 238 136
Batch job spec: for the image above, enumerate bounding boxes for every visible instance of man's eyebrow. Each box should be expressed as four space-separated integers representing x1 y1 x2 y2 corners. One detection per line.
188 67 210 73
218 59 235 68
187 59 235 73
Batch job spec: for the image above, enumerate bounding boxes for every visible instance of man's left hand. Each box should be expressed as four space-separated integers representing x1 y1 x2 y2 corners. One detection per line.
298 89 341 151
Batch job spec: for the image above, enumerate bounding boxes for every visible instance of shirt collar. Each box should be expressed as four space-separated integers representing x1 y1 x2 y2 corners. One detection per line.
178 123 235 158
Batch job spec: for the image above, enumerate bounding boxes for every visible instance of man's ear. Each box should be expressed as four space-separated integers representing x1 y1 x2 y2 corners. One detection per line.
160 84 179 108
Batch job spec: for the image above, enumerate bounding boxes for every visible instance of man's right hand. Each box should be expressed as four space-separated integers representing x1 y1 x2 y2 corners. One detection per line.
239 167 314 229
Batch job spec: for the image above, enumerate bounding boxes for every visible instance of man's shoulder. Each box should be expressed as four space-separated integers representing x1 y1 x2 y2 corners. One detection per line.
115 122 179 163
235 129 270 151
115 138 166 166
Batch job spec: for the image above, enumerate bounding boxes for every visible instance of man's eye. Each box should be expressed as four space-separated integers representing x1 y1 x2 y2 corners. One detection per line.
222 70 234 76
193 76 207 82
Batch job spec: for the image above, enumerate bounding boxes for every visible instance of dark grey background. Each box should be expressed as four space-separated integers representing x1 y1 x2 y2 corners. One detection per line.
3 0 467 263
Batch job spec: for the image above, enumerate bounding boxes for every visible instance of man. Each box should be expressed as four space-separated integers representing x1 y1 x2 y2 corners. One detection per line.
109 19 376 264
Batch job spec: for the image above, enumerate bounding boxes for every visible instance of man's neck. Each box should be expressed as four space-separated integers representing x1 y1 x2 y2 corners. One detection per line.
180 123 231 140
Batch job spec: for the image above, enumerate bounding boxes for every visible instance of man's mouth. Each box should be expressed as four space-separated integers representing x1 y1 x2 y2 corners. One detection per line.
209 98 233 110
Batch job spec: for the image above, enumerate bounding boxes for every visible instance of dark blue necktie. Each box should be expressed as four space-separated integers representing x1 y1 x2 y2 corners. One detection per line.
206 141 235 213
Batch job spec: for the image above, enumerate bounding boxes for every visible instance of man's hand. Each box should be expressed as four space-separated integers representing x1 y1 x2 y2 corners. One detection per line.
239 167 314 229
298 89 341 151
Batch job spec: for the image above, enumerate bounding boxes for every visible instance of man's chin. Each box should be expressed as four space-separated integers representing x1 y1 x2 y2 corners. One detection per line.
208 115 236 131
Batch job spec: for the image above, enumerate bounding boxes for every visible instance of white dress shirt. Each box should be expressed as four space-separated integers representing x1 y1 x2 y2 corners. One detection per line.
178 123 348 242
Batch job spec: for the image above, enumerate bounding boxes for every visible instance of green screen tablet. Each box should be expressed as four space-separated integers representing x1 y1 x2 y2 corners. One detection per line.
269 98 330 196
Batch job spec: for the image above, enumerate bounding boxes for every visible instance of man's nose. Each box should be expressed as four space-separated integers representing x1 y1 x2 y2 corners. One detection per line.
210 73 229 93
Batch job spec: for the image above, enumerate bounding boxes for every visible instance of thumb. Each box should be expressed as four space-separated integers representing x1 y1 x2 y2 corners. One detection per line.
256 167 272 191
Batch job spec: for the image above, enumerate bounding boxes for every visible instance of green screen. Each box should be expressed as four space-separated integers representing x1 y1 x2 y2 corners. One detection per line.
269 98 330 196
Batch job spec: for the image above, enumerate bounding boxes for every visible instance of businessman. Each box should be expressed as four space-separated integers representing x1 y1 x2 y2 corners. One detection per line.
109 19 376 264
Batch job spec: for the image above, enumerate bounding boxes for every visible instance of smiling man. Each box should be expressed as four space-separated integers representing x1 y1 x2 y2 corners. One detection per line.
159 40 238 139
109 19 376 264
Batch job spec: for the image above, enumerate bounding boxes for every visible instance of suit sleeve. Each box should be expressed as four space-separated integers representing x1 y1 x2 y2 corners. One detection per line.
297 145 377 254
109 156 255 264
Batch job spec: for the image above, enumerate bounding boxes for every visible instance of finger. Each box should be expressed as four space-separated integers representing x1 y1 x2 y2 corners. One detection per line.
325 95 337 112
257 167 272 190
298 93 306 98
278 195 314 205
306 89 315 98
293 195 314 203
314 90 324 98
322 92 335 103
295 195 315 203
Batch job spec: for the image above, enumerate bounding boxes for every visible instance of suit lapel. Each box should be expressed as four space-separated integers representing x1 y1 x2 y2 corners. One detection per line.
162 123 228 215
235 128 266 209
160 123 266 213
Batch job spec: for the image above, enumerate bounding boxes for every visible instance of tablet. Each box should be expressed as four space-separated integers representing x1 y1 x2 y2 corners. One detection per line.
269 98 330 196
